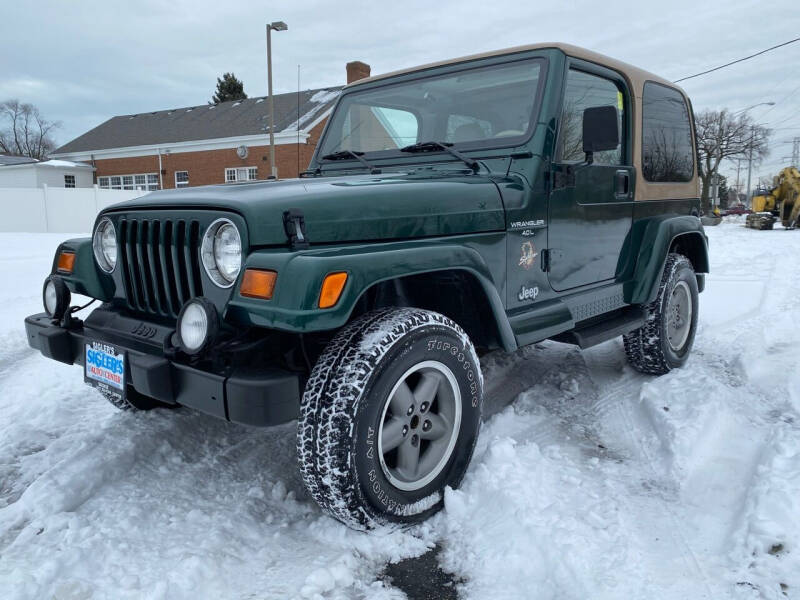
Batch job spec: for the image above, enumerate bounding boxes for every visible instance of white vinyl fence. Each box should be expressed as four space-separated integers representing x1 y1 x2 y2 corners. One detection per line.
0 186 149 233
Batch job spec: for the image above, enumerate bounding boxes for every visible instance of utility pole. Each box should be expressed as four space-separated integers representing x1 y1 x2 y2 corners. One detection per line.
735 159 742 196
792 137 800 168
745 126 755 207
711 173 719 212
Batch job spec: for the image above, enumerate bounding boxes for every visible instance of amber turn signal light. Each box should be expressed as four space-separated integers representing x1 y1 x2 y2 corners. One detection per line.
240 269 277 299
319 272 348 309
57 251 76 274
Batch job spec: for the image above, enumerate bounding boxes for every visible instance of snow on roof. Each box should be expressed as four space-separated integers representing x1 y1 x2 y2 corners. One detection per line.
0 157 93 170
38 159 93 169
281 89 341 133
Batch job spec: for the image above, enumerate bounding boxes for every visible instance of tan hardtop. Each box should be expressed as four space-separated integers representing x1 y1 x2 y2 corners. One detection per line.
347 42 698 202
346 42 678 94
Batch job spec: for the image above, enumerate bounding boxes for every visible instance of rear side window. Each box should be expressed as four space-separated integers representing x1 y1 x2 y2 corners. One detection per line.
641 82 694 182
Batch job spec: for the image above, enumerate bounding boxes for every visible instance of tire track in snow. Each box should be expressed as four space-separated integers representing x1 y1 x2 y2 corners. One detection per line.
580 345 718 598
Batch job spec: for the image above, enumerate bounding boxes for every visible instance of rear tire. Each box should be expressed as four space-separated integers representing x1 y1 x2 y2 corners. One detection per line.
623 253 699 375
297 307 483 529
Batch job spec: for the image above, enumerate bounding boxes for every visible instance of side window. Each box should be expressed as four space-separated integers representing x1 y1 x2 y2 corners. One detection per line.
641 82 694 182
558 69 624 164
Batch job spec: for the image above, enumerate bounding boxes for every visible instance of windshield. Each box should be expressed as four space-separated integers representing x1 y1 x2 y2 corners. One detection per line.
317 58 544 159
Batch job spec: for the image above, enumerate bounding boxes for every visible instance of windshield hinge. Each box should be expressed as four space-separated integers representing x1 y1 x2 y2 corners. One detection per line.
541 249 551 272
283 209 310 250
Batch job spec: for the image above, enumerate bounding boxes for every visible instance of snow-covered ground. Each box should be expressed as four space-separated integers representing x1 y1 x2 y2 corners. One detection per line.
1 220 799 600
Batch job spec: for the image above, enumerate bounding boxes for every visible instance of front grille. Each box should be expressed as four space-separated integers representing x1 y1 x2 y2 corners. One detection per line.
118 218 204 318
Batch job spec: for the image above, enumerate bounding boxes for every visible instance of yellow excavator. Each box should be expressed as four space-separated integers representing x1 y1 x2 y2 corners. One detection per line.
746 166 800 230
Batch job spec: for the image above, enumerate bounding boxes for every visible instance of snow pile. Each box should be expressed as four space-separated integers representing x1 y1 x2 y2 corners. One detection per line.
440 435 635 599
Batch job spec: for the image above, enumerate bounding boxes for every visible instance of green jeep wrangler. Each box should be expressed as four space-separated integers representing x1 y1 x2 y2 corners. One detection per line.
26 43 707 529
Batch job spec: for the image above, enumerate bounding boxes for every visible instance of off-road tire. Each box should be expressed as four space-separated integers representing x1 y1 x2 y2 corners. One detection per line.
99 387 171 411
297 307 483 529
623 253 699 375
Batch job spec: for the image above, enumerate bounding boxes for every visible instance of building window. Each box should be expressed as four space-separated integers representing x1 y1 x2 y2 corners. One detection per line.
225 167 257 183
98 173 160 191
64 175 76 188
175 170 189 187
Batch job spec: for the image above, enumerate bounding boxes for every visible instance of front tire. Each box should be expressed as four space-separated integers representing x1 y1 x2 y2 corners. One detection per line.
623 253 699 375
297 308 483 529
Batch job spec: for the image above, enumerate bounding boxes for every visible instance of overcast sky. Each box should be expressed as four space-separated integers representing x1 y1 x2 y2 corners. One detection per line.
3 0 798 183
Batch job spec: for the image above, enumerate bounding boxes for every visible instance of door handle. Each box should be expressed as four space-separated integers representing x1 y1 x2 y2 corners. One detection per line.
614 170 630 199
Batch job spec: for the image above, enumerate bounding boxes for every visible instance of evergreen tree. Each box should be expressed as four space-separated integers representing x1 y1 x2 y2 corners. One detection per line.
210 73 247 104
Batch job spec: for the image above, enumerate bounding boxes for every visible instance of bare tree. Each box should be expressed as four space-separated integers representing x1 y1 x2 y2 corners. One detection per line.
0 99 61 159
695 109 769 212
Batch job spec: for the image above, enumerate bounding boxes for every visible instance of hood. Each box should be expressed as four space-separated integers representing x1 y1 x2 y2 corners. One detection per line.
109 170 505 246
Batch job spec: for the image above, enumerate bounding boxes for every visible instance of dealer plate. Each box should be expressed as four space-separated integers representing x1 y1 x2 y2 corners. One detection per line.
84 341 126 402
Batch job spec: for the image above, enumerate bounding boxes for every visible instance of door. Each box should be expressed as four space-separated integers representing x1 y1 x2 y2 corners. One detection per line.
547 65 634 291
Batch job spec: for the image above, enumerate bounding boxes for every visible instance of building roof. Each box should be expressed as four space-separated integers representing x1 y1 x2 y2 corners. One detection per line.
0 154 38 166
54 87 342 155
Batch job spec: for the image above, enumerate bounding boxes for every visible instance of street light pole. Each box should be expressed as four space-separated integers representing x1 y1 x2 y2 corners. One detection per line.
266 21 288 179
745 126 754 207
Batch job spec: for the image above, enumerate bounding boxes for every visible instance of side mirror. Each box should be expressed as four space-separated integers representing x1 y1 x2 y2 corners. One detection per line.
582 105 619 164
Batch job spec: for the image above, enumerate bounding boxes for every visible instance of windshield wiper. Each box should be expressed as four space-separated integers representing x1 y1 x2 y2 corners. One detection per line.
320 150 381 174
399 141 479 172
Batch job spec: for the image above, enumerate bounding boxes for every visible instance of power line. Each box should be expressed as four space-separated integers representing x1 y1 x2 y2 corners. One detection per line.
756 81 800 119
674 37 800 83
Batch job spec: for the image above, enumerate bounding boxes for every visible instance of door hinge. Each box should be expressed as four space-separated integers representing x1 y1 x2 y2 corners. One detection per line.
283 209 310 250
541 249 551 272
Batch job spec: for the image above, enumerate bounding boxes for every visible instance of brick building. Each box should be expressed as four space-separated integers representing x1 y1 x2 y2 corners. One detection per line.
52 62 371 189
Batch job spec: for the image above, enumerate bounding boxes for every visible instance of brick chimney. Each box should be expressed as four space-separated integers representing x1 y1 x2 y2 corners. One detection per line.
346 61 371 84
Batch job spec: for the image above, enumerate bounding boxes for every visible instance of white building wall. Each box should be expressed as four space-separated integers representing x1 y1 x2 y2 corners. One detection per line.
0 167 38 187
35 166 94 188
0 163 95 188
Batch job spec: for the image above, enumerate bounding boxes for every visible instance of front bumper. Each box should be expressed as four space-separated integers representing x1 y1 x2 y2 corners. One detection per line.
24 311 301 427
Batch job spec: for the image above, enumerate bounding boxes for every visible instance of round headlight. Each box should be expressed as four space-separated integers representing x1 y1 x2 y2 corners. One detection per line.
201 218 242 287
176 297 219 355
42 275 71 319
93 217 117 273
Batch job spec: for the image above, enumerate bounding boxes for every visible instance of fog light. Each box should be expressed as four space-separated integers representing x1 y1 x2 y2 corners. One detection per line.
42 275 71 320
176 297 218 355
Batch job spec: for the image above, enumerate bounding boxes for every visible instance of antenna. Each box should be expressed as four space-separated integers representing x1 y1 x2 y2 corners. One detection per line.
297 64 301 176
